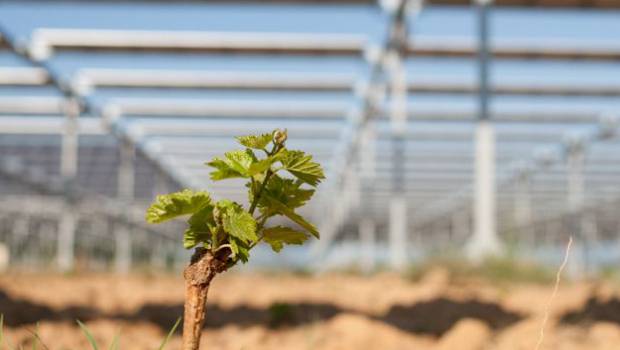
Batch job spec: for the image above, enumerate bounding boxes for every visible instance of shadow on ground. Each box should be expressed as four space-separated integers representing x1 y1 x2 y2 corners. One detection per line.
126 301 344 330
0 290 98 327
0 286 524 337
377 297 523 336
0 286 344 331
561 296 620 325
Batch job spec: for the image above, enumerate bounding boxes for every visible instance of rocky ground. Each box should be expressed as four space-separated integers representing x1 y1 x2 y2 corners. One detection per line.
1 269 620 349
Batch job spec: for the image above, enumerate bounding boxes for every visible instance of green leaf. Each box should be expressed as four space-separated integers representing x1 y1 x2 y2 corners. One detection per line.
247 157 275 176
224 149 255 175
206 150 257 180
263 226 308 252
184 206 215 249
217 200 258 244
236 133 272 150
183 228 198 249
146 190 211 224
224 210 258 244
279 150 325 186
207 158 244 180
262 176 314 210
263 195 319 238
229 237 250 263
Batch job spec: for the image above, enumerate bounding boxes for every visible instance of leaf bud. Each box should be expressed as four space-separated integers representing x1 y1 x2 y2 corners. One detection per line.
273 129 288 145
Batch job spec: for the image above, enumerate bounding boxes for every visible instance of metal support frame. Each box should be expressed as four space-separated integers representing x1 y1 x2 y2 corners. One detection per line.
566 139 587 275
358 122 377 273
451 209 470 244
513 167 533 245
466 0 501 260
115 139 135 273
467 121 501 259
0 24 189 190
387 14 410 268
312 0 421 261
57 98 79 271
2 2 620 271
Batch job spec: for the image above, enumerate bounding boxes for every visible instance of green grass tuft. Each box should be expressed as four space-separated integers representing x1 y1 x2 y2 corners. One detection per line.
0 315 181 350
77 320 99 350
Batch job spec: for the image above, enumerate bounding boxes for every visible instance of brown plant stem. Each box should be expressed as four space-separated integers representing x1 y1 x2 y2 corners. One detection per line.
182 247 229 350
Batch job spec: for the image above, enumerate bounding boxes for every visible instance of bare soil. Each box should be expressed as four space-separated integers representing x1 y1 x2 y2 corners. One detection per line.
1 269 620 349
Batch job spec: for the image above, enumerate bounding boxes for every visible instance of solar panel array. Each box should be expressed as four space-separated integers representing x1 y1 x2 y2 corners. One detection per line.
1 1 620 270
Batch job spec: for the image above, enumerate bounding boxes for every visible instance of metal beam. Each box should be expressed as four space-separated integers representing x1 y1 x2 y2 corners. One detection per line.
30 28 620 61
0 24 189 192
69 68 620 97
32 28 366 55
57 98 79 271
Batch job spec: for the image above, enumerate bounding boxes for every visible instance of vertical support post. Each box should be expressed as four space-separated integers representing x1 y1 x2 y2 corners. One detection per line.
11 216 29 265
359 217 376 274
451 210 470 244
467 0 500 260
567 144 586 276
92 215 109 268
468 121 500 259
514 170 532 246
57 98 79 272
567 147 584 214
358 123 376 273
387 43 408 270
116 139 135 274
154 169 168 199
582 210 597 271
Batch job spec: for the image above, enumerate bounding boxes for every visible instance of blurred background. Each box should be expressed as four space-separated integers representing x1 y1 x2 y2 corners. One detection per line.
1 0 620 349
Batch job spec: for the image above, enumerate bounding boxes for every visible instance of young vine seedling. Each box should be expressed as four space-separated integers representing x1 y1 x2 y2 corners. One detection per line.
146 129 324 350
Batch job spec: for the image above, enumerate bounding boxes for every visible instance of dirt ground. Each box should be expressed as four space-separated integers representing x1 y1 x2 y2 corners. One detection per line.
1 269 620 350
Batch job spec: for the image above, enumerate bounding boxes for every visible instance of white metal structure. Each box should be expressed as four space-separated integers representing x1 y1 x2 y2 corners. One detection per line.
0 0 619 272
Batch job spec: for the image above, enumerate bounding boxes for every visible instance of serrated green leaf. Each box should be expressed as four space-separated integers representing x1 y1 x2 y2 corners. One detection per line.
224 210 258 244
279 150 325 186
225 149 255 174
206 150 257 180
183 227 211 249
262 176 314 210
146 190 211 223
263 195 319 238
263 226 308 252
248 157 275 176
206 158 244 180
185 205 215 249
229 237 250 263
236 133 272 150
217 200 258 244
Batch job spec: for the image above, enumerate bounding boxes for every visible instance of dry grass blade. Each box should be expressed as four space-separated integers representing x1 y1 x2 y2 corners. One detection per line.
534 236 573 350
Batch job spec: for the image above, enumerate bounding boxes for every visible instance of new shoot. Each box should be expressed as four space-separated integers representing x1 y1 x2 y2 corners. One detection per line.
146 129 324 350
